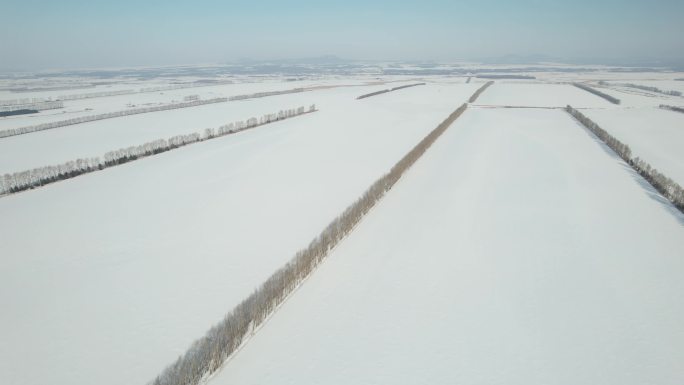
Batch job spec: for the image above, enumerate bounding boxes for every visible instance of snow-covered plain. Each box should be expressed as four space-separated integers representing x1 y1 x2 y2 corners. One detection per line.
476 83 615 107
211 107 684 385
0 86 354 173
584 108 684 185
588 83 681 108
0 82 479 385
2 68 684 385
0 78 363 132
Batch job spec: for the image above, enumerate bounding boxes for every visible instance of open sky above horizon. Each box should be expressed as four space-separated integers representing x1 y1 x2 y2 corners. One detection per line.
1 0 683 71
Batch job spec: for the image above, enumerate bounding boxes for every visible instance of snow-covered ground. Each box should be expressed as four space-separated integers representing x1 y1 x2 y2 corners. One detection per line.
0 79 363 132
0 86 345 173
587 83 681 108
476 83 614 107
602 79 684 95
2 68 684 385
210 107 684 385
584 107 684 184
0 79 437 174
0 82 479 385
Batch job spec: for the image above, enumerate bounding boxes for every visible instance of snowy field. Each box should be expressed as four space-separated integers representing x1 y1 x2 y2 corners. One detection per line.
0 85 354 173
1 67 683 385
211 107 684 385
590 83 681 107
475 83 615 107
0 78 370 132
0 81 479 385
584 108 684 184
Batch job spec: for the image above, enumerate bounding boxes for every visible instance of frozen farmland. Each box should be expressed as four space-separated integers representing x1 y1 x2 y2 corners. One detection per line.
1 69 683 385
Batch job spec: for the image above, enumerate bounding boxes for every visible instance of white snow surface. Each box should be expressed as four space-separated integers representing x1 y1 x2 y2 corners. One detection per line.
584 107 684 185
0 82 479 385
0 87 336 173
475 83 615 107
210 108 684 385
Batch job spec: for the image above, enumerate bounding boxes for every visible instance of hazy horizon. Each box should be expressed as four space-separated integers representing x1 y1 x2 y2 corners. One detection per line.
2 0 684 71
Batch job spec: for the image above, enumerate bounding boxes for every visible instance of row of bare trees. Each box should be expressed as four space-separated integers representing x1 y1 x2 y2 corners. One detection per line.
599 81 682 97
150 102 470 385
566 106 632 161
0 105 316 196
659 104 684 114
229 88 305 101
0 98 228 139
468 81 494 103
356 83 425 100
566 105 683 212
573 83 620 104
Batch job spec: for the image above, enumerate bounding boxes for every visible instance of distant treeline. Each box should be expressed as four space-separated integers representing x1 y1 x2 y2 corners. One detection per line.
10 84 97 93
567 105 683 212
0 91 135 107
139 81 234 94
229 87 305 101
0 98 228 139
659 104 684 114
599 81 682 97
476 74 535 79
0 109 38 117
0 101 64 113
0 97 47 107
0 105 316 196
0 80 235 106
573 83 620 104
356 83 426 100
150 102 469 385
468 81 494 103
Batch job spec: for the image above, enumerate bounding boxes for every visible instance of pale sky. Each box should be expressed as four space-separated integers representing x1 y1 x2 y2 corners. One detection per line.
1 0 683 70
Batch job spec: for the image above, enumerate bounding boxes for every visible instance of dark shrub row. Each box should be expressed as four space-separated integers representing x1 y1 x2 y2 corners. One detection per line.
573 83 620 104
0 100 63 113
567 105 683 212
659 104 684 114
150 102 470 385
0 105 316 196
0 109 38 117
0 98 228 139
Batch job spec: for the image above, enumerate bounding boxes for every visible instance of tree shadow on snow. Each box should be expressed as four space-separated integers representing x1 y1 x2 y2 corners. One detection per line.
572 118 684 227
